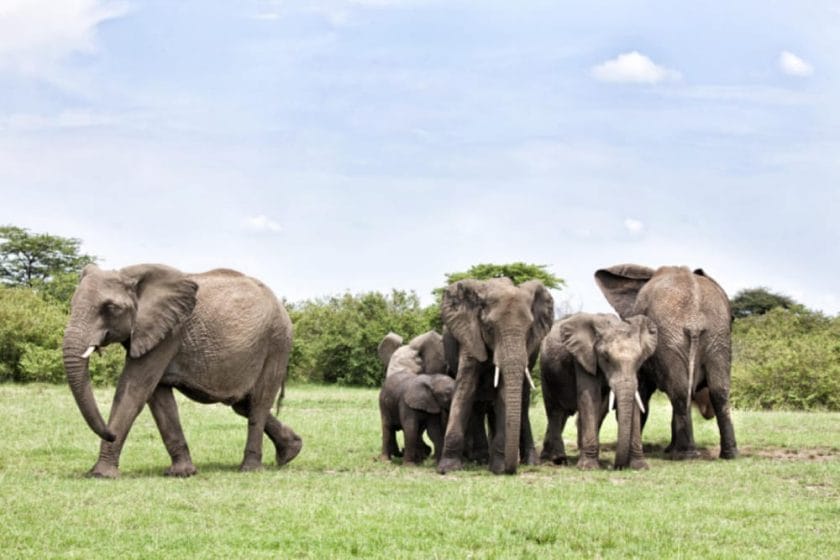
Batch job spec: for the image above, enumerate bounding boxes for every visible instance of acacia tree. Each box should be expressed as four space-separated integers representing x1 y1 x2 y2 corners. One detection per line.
0 225 95 303
730 287 803 319
434 262 564 299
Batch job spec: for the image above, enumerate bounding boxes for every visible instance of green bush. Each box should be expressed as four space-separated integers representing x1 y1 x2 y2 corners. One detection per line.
731 307 840 411
288 290 437 387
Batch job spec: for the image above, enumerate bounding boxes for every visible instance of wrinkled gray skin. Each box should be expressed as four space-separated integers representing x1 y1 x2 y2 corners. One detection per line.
62 263 302 478
378 331 447 378
379 372 455 464
595 264 738 460
540 313 657 470
438 278 554 475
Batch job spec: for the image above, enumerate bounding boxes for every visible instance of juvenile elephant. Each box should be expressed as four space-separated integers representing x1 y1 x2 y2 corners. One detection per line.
540 313 657 470
595 264 738 460
438 278 554 475
377 330 447 378
379 372 455 464
62 264 302 478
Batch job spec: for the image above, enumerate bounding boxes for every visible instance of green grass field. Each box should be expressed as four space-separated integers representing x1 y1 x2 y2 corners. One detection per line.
1 384 837 559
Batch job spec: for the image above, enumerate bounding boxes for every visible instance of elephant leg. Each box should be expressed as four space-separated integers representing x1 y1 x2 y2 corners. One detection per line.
233 401 302 469
147 385 196 477
665 393 698 458
629 405 648 470
575 368 602 470
519 382 537 466
489 388 507 474
89 341 179 478
540 405 571 465
402 416 422 465
426 417 446 463
704 353 738 459
380 416 398 461
465 403 490 464
438 363 479 474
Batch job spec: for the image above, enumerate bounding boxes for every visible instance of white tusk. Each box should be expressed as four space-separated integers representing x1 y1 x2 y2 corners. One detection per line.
635 391 646 414
524 367 536 390
80 346 96 359
608 390 615 411
494 366 500 388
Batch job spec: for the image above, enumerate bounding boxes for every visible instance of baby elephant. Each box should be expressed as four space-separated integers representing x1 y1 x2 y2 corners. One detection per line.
540 313 657 470
379 372 455 465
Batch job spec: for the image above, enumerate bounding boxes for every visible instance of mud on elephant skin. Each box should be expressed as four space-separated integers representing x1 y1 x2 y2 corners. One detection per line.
379 372 455 465
540 313 657 470
62 263 302 478
595 264 738 460
438 278 554 475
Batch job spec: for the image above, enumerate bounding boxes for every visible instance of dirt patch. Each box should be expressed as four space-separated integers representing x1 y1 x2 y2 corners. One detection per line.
745 446 838 462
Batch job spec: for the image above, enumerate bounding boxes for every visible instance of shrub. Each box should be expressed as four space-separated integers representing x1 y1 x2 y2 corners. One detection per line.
731 308 840 411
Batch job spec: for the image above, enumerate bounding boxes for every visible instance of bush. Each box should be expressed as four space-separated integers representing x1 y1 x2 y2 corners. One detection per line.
288 290 437 387
731 307 840 411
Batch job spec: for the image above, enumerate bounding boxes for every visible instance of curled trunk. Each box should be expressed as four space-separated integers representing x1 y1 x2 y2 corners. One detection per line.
63 333 115 442
614 389 634 468
503 368 523 474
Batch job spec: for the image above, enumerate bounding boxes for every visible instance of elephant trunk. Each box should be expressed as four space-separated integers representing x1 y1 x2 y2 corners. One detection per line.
63 325 115 442
613 383 635 469
503 367 523 475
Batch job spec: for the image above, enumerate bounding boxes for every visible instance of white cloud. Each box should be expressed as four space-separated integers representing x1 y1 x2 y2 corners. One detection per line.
0 0 128 76
591 51 681 84
778 50 813 77
624 218 644 234
243 215 283 233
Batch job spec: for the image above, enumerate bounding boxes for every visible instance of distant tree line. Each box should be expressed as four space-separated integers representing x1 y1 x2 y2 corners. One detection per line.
0 225 836 411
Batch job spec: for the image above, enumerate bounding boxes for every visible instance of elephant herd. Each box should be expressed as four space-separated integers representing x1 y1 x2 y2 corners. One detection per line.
60 262 737 478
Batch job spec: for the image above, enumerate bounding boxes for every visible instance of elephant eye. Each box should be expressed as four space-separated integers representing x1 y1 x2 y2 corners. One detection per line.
103 301 125 315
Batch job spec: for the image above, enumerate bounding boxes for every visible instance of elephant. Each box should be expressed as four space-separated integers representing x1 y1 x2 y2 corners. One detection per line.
438 278 554 475
62 263 302 478
379 372 455 465
539 313 657 470
377 330 447 378
595 264 738 460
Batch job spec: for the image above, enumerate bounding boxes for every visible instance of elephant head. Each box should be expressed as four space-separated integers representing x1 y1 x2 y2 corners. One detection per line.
559 313 657 468
379 330 446 377
62 263 198 442
406 375 456 421
442 277 554 473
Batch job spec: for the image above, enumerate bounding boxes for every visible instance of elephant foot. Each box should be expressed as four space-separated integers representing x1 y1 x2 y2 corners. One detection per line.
720 447 739 460
629 458 650 470
88 462 120 479
378 453 392 462
276 437 303 467
165 462 197 477
669 448 701 460
437 456 463 475
577 457 600 470
239 456 264 472
540 449 568 465
521 447 538 466
403 460 421 467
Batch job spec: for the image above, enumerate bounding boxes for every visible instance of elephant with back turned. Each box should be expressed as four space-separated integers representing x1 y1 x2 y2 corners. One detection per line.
438 278 554 475
595 264 738 460
540 313 657 470
62 263 302 478
377 330 447 378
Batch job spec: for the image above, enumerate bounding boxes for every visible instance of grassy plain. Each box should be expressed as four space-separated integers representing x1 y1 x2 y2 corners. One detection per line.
1 384 837 559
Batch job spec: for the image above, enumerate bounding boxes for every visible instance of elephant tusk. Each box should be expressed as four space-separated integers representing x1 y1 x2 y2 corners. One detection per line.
635 391 646 414
80 346 97 359
608 390 615 411
494 366 500 388
524 367 536 390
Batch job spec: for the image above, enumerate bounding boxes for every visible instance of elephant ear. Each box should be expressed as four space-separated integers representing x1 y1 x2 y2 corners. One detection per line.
405 377 441 414
441 280 488 363
520 280 555 354
627 315 658 362
410 331 445 374
594 264 655 319
558 314 600 375
378 332 404 366
120 264 198 359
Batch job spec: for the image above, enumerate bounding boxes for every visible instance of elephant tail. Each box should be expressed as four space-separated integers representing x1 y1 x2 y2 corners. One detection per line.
684 328 702 418
274 383 286 415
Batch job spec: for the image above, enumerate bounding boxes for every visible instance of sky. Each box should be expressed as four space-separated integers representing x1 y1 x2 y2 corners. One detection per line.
1 0 838 314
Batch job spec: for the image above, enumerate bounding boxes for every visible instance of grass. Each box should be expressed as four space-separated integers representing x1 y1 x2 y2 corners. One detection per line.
1 383 838 559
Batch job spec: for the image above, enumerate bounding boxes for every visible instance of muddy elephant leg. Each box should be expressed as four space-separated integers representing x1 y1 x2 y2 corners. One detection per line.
438 360 478 474
541 405 571 464
704 352 738 459
575 366 602 470
665 392 698 458
147 385 197 477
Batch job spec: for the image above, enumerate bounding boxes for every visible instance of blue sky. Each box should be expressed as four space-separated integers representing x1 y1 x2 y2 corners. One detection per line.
1 1 838 314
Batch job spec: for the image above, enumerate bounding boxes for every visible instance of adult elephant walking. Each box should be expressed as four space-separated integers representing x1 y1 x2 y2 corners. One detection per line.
438 278 554 475
595 264 738 460
63 263 302 478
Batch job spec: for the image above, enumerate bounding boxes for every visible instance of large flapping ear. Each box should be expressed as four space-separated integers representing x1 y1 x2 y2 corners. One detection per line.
405 376 441 414
558 314 601 375
594 264 655 319
378 332 404 366
519 280 555 354
627 315 658 362
441 280 488 362
120 264 198 359
410 330 446 374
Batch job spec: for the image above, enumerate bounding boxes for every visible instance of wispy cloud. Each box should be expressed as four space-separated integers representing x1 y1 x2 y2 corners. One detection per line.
243 215 283 233
778 50 813 77
591 51 681 84
624 218 645 235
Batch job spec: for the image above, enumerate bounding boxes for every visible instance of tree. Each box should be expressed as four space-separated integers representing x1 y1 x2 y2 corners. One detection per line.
730 287 803 319
434 262 564 299
0 225 95 303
